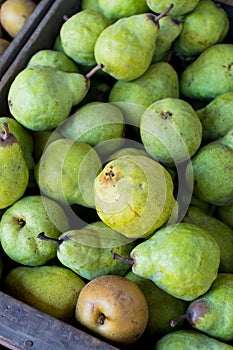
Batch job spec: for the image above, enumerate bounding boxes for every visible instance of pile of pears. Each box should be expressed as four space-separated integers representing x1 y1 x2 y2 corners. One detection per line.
1 0 233 348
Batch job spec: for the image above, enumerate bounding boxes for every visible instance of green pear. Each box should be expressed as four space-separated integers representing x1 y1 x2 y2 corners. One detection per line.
0 195 69 266
109 62 179 137
8 66 91 131
114 223 220 301
0 123 29 209
60 9 111 66
154 330 233 350
27 49 79 73
215 203 233 230
191 128 233 206
107 147 149 162
109 62 180 109
59 102 125 157
180 44 233 101
53 34 65 53
173 0 229 58
183 205 233 273
0 117 33 157
151 15 183 63
125 271 187 337
0 116 34 177
94 155 177 239
81 0 101 11
38 221 137 280
146 0 200 16
196 92 233 141
4 265 85 321
190 195 216 215
170 274 233 342
34 138 102 208
94 6 173 81
98 0 149 21
140 98 202 167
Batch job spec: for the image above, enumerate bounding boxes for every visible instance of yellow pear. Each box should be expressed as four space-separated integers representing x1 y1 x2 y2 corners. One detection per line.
75 274 149 344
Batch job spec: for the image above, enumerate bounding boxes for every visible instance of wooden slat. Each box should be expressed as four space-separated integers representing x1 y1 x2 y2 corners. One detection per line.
0 292 120 350
0 0 55 79
214 0 233 6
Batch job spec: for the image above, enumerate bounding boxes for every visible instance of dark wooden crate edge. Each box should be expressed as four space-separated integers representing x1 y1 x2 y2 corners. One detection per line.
0 291 120 350
0 0 55 78
216 0 233 5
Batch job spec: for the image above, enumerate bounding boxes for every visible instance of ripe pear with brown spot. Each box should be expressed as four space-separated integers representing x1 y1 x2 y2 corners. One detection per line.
75 274 149 344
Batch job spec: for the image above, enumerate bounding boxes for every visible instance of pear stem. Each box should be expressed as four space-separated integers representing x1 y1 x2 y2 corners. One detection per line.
170 313 187 327
1 122 9 141
0 122 17 146
85 64 104 79
37 232 61 245
154 3 174 22
111 252 134 265
98 313 105 325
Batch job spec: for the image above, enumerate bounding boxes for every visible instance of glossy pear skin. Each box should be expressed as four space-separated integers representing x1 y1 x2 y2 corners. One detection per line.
131 223 220 301
94 13 159 81
4 265 85 321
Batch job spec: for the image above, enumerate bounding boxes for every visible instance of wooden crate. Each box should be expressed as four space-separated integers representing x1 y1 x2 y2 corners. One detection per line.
0 1 233 349
0 0 55 79
0 291 121 350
